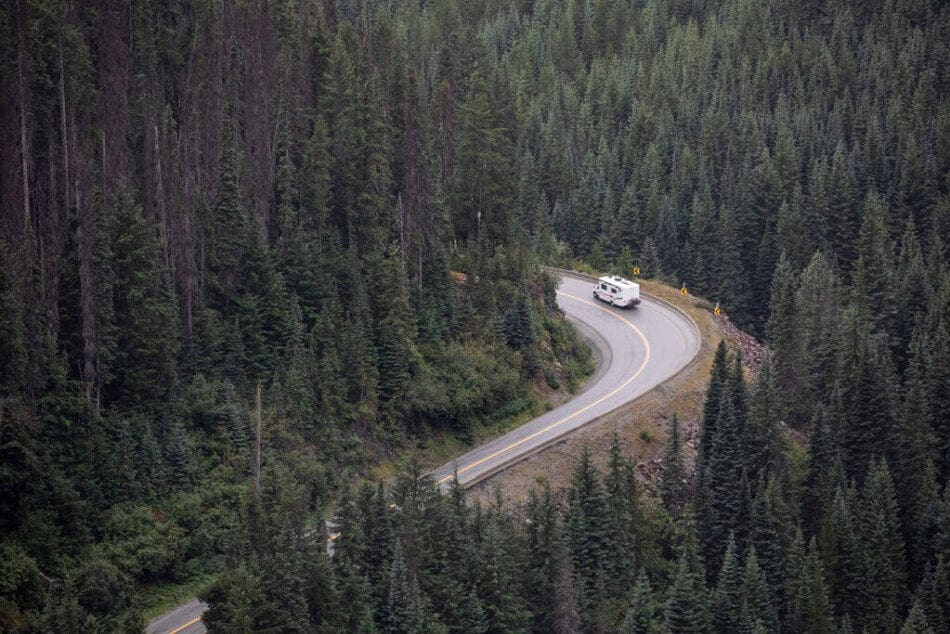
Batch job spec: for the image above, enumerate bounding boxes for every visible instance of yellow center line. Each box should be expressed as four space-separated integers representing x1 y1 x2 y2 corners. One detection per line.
166 616 202 634
437 291 651 484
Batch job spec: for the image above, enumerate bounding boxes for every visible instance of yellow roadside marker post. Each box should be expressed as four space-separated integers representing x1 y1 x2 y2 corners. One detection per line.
680 285 688 296
714 303 722 316
633 266 641 276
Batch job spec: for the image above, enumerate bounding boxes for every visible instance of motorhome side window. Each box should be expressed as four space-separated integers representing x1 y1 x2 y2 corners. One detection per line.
611 286 619 294
601 283 608 290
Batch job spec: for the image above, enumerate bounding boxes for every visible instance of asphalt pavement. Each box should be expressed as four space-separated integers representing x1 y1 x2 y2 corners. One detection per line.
145 598 207 634
428 273 701 488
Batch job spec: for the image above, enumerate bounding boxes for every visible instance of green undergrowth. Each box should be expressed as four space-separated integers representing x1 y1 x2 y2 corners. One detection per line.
139 572 217 622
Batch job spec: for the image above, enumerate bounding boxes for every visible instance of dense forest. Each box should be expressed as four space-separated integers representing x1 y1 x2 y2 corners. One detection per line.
2 0 950 631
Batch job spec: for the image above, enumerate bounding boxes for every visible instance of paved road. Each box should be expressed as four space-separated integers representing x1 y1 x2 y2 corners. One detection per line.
145 598 207 634
147 272 700 633
429 273 701 488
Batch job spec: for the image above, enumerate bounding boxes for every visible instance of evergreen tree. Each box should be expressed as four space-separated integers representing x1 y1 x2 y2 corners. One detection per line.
96 191 180 407
700 388 749 572
202 567 279 632
768 253 806 424
748 482 787 621
900 600 934 634
503 283 536 351
821 485 869 622
836 308 900 482
686 192 719 294
453 71 514 248
386 540 430 634
664 525 710 634
926 317 950 481
743 546 776 633
859 460 908 633
745 358 783 479
622 570 660 634
567 445 608 615
713 534 744 633
785 531 834 634
526 483 577 633
698 341 729 474
794 252 843 418
604 431 638 596
476 509 529 634
825 143 859 270
660 414 687 514
914 557 950 632
803 409 838 535
852 192 896 335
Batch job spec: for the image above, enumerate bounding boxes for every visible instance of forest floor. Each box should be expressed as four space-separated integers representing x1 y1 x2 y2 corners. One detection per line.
467 279 750 509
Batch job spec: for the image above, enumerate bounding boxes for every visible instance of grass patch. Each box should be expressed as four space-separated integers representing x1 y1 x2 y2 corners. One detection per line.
139 572 217 622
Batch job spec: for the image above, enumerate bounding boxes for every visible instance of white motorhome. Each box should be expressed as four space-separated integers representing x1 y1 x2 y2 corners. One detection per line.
593 275 640 308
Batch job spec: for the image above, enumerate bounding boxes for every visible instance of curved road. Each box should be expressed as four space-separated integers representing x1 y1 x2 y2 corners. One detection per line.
147 273 700 634
429 273 701 488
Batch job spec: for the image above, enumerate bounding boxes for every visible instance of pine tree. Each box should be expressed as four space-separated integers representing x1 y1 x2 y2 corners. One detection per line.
335 560 377 633
321 30 362 241
526 483 577 633
859 460 907 633
717 205 750 323
354 72 395 255
837 308 900 482
503 283 536 350
892 218 933 372
803 409 838 535
357 482 393 622
785 531 834 634
794 252 843 415
926 317 950 481
914 557 950 632
698 341 729 474
748 481 787 620
604 431 638 597
477 510 529 634
768 253 806 424
622 570 660 634
821 485 869 622
713 534 744 633
453 70 514 248
374 254 417 417
700 388 749 572
0 245 27 393
900 600 934 634
664 527 710 634
386 540 429 634
96 191 180 407
660 414 687 514
201 567 279 632
743 547 776 632
852 192 896 335
745 358 782 479
776 196 811 271
567 445 608 615
825 143 859 270
900 327 938 557
686 192 719 295
571 150 606 256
